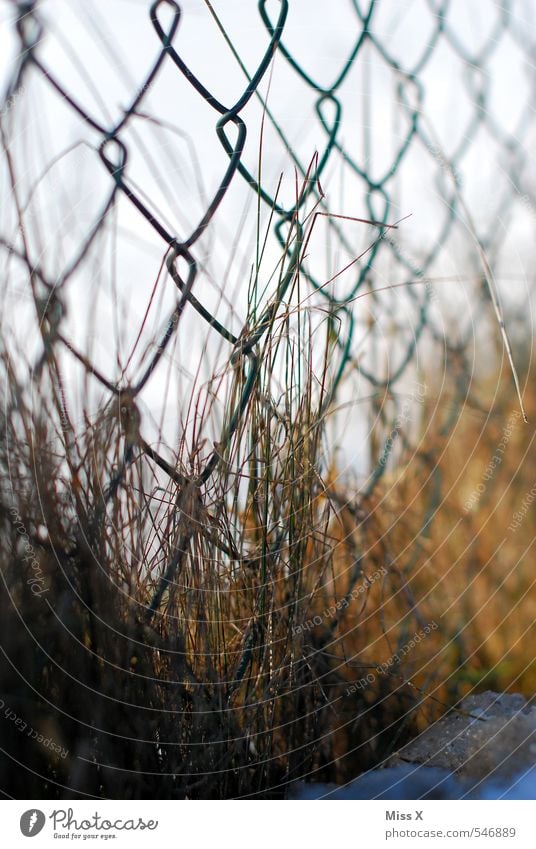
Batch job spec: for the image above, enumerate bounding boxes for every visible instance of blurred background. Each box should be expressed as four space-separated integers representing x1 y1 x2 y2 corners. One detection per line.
0 0 535 798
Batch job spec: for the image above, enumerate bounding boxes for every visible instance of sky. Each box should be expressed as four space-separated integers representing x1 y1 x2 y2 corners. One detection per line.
1 0 535 477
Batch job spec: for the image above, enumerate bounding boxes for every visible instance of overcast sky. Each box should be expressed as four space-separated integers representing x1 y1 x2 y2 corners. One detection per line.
1 0 534 476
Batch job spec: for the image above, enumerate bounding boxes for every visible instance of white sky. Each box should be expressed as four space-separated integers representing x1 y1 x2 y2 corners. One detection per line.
1 0 535 477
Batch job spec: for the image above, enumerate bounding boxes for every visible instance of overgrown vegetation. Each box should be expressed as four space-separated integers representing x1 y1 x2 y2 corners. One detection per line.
0 231 533 797
1 0 535 801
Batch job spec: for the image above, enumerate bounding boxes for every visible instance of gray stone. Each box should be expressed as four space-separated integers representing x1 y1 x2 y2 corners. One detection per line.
290 764 465 799
388 691 536 782
290 692 536 799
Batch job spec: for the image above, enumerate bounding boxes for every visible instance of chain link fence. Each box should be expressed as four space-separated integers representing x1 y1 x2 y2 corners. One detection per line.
0 0 534 797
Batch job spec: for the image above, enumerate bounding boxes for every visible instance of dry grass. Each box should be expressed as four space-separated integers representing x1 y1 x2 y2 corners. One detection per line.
1 288 533 798
0 121 533 798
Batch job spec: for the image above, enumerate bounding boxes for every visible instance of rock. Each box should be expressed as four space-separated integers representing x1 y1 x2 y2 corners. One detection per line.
388 690 536 782
290 692 536 799
290 764 465 799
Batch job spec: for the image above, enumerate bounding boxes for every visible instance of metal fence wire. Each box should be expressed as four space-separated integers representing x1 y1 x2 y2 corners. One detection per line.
1 0 535 794
2 0 534 493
